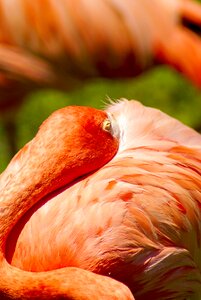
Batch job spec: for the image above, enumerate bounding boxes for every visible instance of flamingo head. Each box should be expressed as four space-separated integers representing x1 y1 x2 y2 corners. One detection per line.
5 105 120 200
37 105 120 183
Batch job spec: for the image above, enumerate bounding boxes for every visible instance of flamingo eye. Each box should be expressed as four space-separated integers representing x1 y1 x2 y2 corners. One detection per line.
102 119 112 133
102 113 120 139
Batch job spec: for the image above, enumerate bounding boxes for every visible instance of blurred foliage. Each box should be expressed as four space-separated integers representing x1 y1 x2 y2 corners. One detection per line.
0 123 10 172
1 66 201 172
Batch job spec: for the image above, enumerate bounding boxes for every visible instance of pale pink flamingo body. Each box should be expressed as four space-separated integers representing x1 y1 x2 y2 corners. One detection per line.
0 100 201 299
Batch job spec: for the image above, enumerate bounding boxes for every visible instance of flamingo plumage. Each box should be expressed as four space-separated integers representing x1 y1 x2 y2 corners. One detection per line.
0 99 201 299
1 0 201 113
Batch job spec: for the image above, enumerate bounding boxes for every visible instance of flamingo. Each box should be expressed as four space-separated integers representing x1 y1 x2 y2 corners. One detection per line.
0 99 201 299
1 0 201 114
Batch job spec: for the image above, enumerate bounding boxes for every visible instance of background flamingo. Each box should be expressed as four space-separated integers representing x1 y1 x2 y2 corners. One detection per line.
1 0 201 113
1 99 201 299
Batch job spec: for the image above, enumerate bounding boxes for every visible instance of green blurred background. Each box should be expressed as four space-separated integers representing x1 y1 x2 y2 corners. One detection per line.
1 65 201 173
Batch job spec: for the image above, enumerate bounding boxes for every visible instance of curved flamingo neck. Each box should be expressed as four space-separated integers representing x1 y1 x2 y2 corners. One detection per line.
0 105 119 251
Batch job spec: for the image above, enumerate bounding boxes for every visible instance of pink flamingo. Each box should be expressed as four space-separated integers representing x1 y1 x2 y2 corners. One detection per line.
0 99 201 299
1 0 201 111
